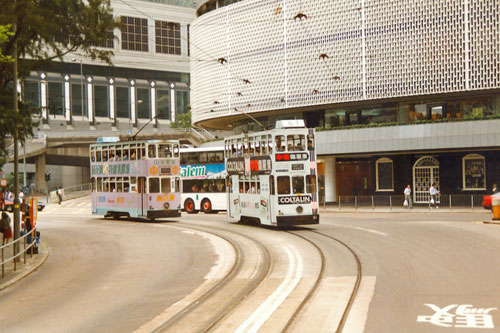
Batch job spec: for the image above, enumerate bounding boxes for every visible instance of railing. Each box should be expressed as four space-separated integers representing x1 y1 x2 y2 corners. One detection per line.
322 194 486 211
1 227 39 278
50 183 91 203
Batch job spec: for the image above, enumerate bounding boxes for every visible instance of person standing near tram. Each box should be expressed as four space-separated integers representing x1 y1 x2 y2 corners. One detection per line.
404 184 412 209
429 183 439 209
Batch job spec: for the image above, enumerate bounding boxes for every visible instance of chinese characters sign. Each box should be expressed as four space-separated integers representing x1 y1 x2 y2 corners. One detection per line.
417 304 496 329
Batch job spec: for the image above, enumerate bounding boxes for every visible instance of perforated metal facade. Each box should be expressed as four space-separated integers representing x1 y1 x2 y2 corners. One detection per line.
190 0 500 128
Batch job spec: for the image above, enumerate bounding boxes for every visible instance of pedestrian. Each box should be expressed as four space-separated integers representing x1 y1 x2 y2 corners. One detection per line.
404 184 412 208
56 186 63 204
1 212 12 245
429 183 439 209
492 183 498 194
19 190 25 204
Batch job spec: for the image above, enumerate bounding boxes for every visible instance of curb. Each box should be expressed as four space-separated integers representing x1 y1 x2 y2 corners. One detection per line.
483 220 500 225
0 241 49 292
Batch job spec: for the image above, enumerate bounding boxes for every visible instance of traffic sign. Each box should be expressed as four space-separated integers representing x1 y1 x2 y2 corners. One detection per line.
0 179 7 188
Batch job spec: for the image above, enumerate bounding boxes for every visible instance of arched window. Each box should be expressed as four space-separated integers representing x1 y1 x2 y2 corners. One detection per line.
376 157 393 191
463 154 486 190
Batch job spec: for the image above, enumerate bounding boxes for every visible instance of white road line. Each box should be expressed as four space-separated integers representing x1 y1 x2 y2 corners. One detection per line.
326 223 388 236
236 245 303 333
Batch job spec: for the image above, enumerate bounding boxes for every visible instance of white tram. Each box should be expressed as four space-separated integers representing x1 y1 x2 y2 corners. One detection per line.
225 120 319 227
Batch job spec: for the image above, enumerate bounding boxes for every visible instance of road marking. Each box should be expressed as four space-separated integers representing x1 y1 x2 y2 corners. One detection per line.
236 245 302 333
327 223 388 236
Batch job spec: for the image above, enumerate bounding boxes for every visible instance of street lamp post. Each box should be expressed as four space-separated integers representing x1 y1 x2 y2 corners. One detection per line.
71 58 84 121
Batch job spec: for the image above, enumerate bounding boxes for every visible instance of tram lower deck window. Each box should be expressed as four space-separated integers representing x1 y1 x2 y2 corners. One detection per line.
277 176 290 194
292 176 305 194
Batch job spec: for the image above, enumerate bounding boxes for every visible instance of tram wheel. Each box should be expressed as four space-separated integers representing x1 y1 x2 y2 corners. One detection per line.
201 199 212 214
184 199 198 214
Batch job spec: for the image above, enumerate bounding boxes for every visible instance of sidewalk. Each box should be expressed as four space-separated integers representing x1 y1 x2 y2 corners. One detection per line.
0 241 49 292
319 205 491 214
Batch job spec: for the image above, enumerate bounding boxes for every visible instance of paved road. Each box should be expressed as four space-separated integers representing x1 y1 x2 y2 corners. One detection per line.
2 199 499 332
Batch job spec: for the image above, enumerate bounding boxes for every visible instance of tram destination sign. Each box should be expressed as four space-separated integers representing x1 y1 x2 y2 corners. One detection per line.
227 156 272 176
278 195 312 205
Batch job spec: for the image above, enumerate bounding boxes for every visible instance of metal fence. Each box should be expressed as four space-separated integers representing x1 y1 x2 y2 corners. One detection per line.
50 183 91 203
1 227 39 278
324 194 486 210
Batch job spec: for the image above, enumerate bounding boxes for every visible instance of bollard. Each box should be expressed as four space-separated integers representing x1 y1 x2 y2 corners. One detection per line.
492 197 500 220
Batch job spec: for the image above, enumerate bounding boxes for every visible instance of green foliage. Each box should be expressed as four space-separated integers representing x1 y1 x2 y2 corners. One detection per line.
0 0 120 169
4 172 23 192
170 108 192 129
0 24 13 63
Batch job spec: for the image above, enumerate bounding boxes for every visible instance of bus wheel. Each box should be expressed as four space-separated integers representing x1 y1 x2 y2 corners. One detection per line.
184 199 198 214
201 199 212 214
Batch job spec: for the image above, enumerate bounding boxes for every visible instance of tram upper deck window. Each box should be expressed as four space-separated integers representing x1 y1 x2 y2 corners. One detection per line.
288 135 305 151
158 144 172 158
114 145 122 161
91 149 96 162
130 144 137 160
148 144 157 158
292 176 305 194
275 136 286 152
307 134 315 151
277 176 290 194
173 145 179 158
102 146 108 162
122 145 129 160
140 144 146 159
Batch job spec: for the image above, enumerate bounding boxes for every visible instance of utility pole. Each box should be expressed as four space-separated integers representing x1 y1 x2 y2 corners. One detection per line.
12 20 21 260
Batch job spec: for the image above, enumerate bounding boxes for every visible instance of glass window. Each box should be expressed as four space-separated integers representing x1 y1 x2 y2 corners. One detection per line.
148 144 157 158
431 105 443 120
130 145 137 160
137 88 150 119
173 145 179 158
270 175 275 195
140 144 146 160
176 90 190 115
48 81 64 116
161 178 171 193
149 177 160 193
292 176 305 194
277 176 290 194
122 145 129 160
155 21 181 55
158 144 172 158
275 135 286 152
306 175 317 194
307 134 315 151
97 178 102 192
116 177 123 192
102 147 108 162
24 80 40 111
287 135 305 151
121 16 149 52
157 89 170 119
376 158 394 191
96 149 102 162
463 154 486 190
94 85 108 117
116 86 129 118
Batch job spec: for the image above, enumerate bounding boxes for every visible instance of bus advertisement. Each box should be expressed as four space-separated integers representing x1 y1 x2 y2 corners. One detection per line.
180 147 227 214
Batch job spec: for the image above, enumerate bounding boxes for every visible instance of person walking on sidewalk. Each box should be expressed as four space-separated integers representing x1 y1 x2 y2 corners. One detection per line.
429 183 439 209
404 184 412 208
56 186 63 205
1 212 12 245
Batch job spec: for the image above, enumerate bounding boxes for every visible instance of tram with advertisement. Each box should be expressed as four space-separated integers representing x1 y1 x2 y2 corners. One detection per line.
225 120 319 227
180 146 226 214
90 137 181 221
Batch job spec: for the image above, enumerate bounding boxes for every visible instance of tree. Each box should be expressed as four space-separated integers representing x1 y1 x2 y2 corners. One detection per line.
170 108 192 129
0 0 120 169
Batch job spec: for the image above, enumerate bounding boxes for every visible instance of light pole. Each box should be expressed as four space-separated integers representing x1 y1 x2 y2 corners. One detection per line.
71 58 84 121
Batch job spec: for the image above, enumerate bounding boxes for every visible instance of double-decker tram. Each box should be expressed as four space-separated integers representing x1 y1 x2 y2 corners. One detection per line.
90 137 181 221
225 120 319 227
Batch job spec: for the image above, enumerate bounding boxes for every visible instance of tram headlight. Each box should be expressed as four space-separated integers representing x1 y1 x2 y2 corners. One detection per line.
163 202 170 209
296 206 303 213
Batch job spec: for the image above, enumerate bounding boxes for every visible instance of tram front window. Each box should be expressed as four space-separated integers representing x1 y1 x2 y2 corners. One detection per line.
292 176 305 194
161 177 171 193
277 176 290 194
306 175 317 193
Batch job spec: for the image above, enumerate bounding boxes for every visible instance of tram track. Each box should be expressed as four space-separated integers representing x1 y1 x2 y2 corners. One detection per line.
152 221 272 333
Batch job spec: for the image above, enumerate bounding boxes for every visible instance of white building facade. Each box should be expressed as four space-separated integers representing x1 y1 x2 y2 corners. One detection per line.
190 0 500 204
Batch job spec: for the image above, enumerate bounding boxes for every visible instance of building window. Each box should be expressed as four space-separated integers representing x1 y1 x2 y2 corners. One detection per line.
116 86 129 118
176 90 190 115
96 29 114 49
155 20 181 55
463 154 486 190
121 16 148 52
24 80 40 113
376 158 393 191
157 89 170 120
187 24 190 56
137 87 150 119
94 85 109 118
48 81 64 116
71 83 86 117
